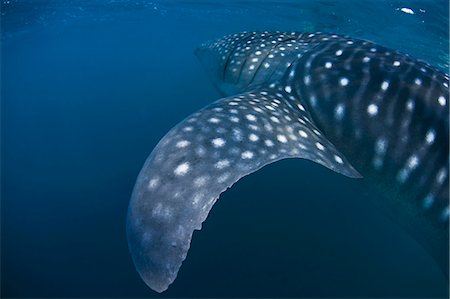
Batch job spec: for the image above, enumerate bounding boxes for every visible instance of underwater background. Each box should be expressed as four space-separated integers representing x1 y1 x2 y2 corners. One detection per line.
1 0 449 297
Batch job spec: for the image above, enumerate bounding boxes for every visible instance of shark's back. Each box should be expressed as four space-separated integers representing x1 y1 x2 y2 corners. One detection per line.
286 33 449 270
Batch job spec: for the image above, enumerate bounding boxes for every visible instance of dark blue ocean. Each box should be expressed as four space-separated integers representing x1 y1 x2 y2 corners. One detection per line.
1 1 449 297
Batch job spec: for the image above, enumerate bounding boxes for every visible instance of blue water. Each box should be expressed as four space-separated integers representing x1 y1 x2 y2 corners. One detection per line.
1 1 449 297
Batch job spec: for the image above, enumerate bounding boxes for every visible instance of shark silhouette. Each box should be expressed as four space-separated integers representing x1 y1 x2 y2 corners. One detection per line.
126 31 449 292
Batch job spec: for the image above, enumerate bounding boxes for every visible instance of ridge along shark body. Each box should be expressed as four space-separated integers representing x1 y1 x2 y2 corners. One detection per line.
127 31 449 292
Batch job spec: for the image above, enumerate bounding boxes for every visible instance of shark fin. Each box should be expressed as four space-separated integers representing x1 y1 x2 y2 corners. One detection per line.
126 86 361 292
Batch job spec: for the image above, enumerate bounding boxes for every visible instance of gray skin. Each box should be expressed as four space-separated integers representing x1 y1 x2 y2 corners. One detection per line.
126 31 449 293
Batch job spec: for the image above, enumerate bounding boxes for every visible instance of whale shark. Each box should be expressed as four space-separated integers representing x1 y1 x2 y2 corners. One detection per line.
126 31 449 293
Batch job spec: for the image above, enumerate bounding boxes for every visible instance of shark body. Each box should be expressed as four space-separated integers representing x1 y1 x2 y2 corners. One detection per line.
126 31 449 292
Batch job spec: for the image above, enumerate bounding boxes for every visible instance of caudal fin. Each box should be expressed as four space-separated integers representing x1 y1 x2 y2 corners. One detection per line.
126 86 360 292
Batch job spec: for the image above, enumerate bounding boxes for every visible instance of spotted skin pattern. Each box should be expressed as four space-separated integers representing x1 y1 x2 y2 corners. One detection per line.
127 31 449 292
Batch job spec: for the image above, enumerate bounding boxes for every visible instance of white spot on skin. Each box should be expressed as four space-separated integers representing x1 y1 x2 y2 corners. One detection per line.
315 142 325 151
297 103 305 111
192 194 202 205
335 49 343 56
232 128 243 141
438 96 446 106
264 124 273 132
194 176 207 187
270 116 280 123
241 151 254 159
309 95 317 107
375 138 387 155
215 159 230 169
264 62 270 68
230 116 239 123
367 104 378 116
211 138 226 147
298 130 308 138
288 133 297 141
334 155 343 164
304 76 311 85
340 78 349 86
406 100 415 111
325 62 332 69
217 173 230 183
284 86 292 93
363 57 370 63
437 168 447 184
246 114 257 121
393 61 401 66
255 51 262 55
174 162 190 176
425 130 435 144
249 133 259 142
407 155 419 169
148 178 159 189
277 135 288 143
414 78 422 85
334 104 345 120
249 65 255 70
265 139 274 147
176 140 190 148
381 81 389 91
208 117 220 123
